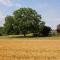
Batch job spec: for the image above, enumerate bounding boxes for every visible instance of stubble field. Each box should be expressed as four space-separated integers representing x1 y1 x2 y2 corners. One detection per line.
0 37 60 60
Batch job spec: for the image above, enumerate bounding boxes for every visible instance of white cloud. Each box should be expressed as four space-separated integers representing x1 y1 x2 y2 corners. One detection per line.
0 0 12 6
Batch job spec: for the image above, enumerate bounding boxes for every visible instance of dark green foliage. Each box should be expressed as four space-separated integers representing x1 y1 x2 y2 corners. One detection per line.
13 8 44 37
4 7 51 37
33 21 45 37
0 27 4 36
4 16 15 35
41 26 51 36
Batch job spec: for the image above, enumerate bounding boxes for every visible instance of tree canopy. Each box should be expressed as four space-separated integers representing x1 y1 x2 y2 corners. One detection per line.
4 8 51 37
4 16 15 35
13 8 44 36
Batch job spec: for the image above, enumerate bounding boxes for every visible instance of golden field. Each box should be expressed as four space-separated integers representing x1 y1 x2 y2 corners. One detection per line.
0 37 60 60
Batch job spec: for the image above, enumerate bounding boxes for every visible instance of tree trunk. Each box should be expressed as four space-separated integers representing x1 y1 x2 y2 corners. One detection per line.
24 33 26 37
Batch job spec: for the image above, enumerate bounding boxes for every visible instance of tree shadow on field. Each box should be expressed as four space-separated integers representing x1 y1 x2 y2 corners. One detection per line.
9 35 51 38
9 35 35 38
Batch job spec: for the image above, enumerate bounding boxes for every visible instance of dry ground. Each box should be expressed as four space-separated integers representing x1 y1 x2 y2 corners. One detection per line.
0 37 60 60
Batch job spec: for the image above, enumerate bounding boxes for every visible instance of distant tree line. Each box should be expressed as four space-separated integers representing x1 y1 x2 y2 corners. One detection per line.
0 8 51 37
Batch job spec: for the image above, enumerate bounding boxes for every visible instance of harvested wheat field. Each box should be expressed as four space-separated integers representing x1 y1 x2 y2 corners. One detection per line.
0 37 60 60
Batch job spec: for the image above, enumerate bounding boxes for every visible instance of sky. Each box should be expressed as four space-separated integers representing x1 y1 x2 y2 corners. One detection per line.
0 0 60 29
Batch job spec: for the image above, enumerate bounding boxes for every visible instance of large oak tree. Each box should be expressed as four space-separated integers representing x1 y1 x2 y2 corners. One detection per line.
13 8 45 36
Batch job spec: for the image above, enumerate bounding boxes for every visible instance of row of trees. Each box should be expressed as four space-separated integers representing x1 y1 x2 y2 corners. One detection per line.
0 8 51 37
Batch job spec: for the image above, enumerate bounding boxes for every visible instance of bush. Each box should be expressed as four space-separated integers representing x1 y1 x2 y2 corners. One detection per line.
41 26 51 36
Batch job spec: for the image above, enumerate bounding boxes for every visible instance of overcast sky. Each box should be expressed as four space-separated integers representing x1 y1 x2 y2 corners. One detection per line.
0 0 60 29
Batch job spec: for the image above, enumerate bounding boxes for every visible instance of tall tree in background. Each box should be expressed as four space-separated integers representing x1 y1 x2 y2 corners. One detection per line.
4 16 15 35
